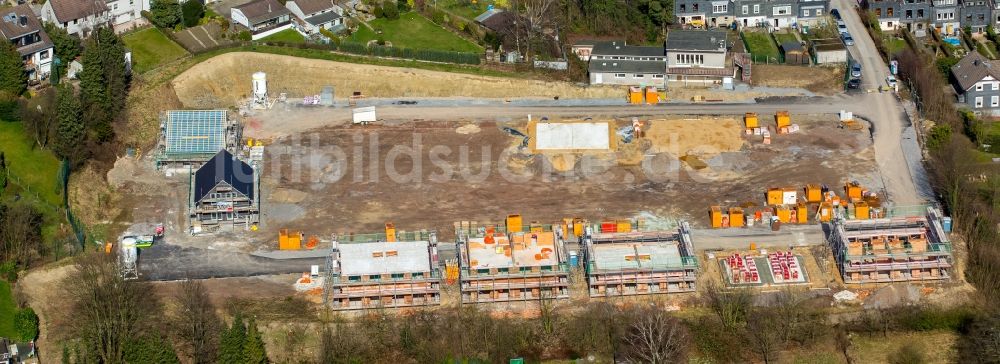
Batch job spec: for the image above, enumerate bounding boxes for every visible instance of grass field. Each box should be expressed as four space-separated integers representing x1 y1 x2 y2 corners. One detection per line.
434 0 495 20
773 32 799 45
0 281 16 339
0 122 62 206
743 31 780 61
351 12 482 52
261 28 307 43
122 27 189 74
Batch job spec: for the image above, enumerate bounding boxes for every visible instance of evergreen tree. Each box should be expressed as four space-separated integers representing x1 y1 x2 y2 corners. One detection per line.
123 335 180 363
53 85 83 160
43 23 81 64
62 344 71 364
150 0 183 28
182 0 205 27
0 40 25 96
243 317 267 364
0 152 7 190
78 27 127 142
218 312 246 363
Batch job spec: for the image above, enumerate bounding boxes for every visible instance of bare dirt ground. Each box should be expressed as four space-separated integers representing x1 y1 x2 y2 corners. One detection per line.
753 64 846 95
256 113 878 240
18 263 75 362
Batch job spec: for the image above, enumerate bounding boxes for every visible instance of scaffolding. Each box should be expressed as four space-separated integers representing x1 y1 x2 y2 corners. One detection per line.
584 221 699 297
829 207 953 284
325 231 442 310
155 110 242 169
457 226 570 304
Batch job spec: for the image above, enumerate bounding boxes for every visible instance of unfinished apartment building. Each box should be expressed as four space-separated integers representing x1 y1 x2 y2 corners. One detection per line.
326 226 442 310
584 221 699 297
830 208 953 283
457 215 570 303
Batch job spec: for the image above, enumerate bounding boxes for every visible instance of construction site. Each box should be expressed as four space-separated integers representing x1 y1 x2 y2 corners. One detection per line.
456 215 570 303
583 221 699 296
829 207 954 284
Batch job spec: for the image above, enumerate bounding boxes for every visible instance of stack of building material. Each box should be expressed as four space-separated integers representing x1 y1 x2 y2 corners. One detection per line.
768 251 800 283
726 253 760 284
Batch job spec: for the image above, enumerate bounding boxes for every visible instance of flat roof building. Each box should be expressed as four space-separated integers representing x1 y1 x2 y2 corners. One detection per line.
157 110 241 169
584 222 699 297
327 228 442 310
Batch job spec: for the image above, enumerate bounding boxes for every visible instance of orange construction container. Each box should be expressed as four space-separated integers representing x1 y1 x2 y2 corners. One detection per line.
506 214 523 233
766 188 784 206
530 223 544 233
775 206 792 223
572 218 585 237
385 223 397 242
817 203 834 222
744 112 759 128
617 219 633 233
279 229 302 250
710 206 723 228
855 201 871 219
600 220 617 233
804 184 822 203
645 86 659 105
104 242 113 254
796 203 809 224
628 87 643 104
845 182 863 201
775 111 791 128
729 207 745 228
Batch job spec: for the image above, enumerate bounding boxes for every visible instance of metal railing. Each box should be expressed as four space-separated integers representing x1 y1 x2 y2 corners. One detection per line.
586 257 700 272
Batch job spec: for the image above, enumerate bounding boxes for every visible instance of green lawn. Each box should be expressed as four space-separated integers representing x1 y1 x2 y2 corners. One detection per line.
742 31 780 61
885 36 907 55
773 32 799 45
435 0 496 21
122 27 189 74
0 122 62 206
351 12 482 53
0 281 16 339
260 28 307 44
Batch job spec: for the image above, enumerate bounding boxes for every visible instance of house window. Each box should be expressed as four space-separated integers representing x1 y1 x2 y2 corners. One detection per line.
975 96 984 108
713 4 727 13
693 3 699 11
653 74 664 78
773 6 790 15
754 4 760 13
888 8 893 16
992 95 999 107
40 50 49 60
614 73 625 78
876 8 882 16
633 74 643 78
917 9 923 17
742 4 748 14
680 4 686 12
980 14 986 21
905 10 912 19
994 82 999 91
977 83 984 91
803 9 810 16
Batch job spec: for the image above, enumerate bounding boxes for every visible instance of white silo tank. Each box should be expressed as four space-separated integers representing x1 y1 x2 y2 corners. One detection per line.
120 237 138 266
252 72 267 99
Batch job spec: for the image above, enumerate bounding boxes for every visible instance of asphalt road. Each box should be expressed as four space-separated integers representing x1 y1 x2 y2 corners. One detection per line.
834 0 925 205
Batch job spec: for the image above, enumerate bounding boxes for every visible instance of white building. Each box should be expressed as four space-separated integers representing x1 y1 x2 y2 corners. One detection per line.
285 0 344 34
107 0 150 29
40 0 110 37
232 0 293 40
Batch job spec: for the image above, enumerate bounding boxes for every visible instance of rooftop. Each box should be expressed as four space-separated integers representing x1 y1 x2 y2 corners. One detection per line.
665 30 727 52
193 150 255 202
164 110 228 155
592 41 665 57
811 38 846 52
234 0 291 24
590 241 684 271
588 59 666 74
45 0 108 23
288 0 339 15
304 10 341 26
466 231 559 270
0 5 52 57
951 51 1000 91
337 240 432 276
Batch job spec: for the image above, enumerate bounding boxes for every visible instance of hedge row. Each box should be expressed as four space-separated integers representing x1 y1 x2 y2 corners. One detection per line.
258 39 481 65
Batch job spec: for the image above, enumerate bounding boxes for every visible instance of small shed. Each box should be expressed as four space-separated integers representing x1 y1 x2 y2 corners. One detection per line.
810 38 847 64
780 41 808 65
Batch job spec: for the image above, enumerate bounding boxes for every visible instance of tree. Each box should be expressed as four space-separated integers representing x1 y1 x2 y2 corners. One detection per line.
173 280 221 363
318 328 336 364
18 88 57 148
0 40 25 96
745 308 783 364
14 307 38 342
0 202 43 270
182 0 205 27
78 27 128 142
383 2 399 19
958 312 1000 362
54 85 83 160
243 317 268 363
64 253 154 364
620 308 689 364
150 0 183 28
218 312 246 363
889 342 926 364
705 283 752 330
0 152 6 191
123 335 180 363
44 23 81 65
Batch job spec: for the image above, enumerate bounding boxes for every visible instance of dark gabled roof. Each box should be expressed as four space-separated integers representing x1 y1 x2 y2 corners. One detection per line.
589 60 666 74
194 150 255 203
46 0 107 23
288 0 338 15
573 39 625 48
304 10 341 26
592 41 664 57
951 51 1000 91
665 30 727 52
476 9 517 34
235 0 291 24
0 5 53 57
780 41 804 53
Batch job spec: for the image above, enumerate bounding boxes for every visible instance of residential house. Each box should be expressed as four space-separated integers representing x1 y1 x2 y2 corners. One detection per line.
901 0 932 34
950 51 1000 115
285 0 344 34
189 149 259 233
40 0 109 37
571 39 622 61
867 0 901 30
797 0 830 27
676 0 828 29
675 0 735 28
587 41 667 87
107 0 149 29
0 337 35 364
0 5 54 82
664 30 734 84
932 0 959 35
961 0 992 32
231 0 293 40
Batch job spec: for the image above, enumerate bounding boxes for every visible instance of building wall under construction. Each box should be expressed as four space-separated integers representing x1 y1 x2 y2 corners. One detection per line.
460 266 570 303
585 224 700 297
329 274 442 310
830 212 953 284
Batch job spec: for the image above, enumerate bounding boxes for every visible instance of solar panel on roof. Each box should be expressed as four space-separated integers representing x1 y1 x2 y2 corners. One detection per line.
164 110 228 155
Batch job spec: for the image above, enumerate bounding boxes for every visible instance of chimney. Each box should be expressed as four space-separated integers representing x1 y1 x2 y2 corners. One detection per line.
18 16 26 27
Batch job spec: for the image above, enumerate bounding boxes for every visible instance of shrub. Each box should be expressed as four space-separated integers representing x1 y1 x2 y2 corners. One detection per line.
14 308 38 341
237 31 251 41
373 5 384 18
889 342 926 364
927 125 953 151
383 3 399 19
181 0 205 27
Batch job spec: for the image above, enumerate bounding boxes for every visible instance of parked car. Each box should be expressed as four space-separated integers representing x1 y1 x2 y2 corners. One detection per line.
851 62 862 78
886 75 897 89
841 32 855 46
837 20 847 32
847 78 861 89
831 9 842 20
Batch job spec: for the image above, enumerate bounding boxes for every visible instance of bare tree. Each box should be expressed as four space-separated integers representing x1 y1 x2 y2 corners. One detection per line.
620 308 689 364
64 252 153 364
173 279 220 363
745 307 782 364
705 282 752 330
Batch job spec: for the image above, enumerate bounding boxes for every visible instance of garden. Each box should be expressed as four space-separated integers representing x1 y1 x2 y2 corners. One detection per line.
741 30 780 63
122 28 189 74
351 11 482 53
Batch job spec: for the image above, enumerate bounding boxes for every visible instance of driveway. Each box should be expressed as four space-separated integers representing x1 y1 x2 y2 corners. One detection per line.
831 0 926 205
